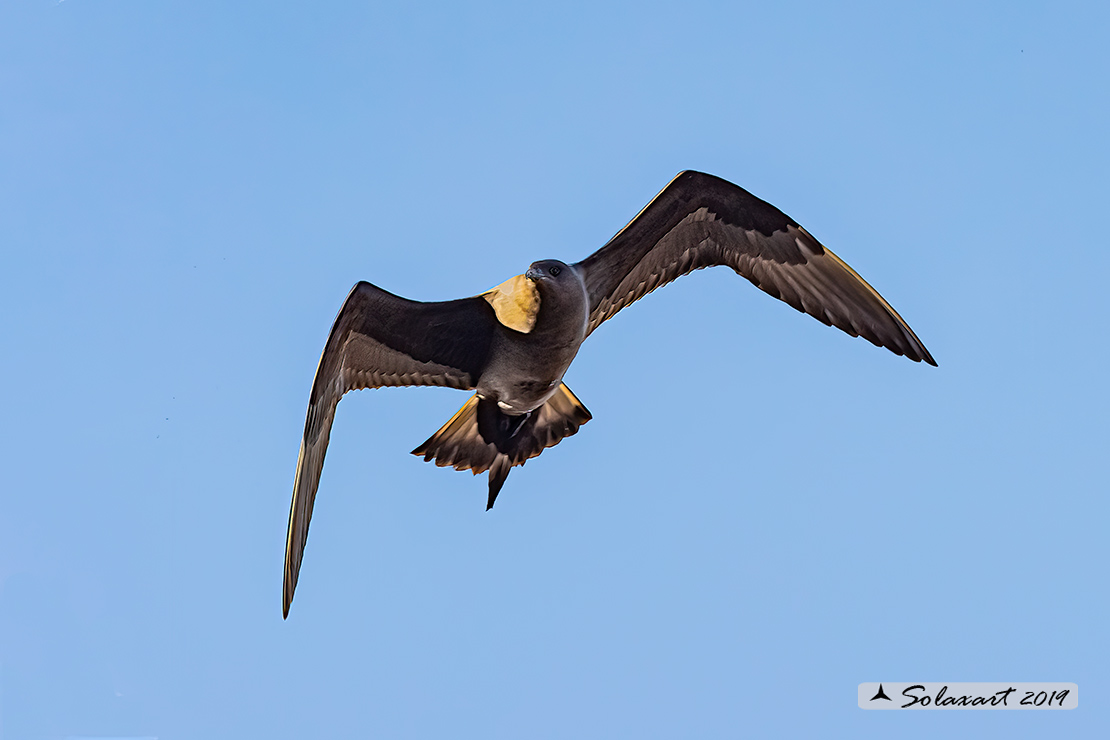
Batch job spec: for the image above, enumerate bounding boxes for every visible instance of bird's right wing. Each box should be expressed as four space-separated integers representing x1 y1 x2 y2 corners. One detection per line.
574 171 935 365
284 281 497 618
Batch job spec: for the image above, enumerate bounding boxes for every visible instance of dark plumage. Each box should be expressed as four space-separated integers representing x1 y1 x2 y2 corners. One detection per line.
283 171 935 617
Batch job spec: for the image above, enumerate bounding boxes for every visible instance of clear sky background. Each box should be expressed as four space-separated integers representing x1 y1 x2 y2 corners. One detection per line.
2 1 1107 738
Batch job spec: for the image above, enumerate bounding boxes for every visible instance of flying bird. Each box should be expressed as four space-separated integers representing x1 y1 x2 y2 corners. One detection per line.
283 170 935 617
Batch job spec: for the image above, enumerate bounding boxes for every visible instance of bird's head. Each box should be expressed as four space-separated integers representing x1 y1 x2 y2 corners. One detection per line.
525 260 572 284
523 259 588 329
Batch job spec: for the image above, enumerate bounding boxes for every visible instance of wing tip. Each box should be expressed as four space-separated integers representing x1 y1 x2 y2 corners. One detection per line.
888 334 937 367
897 324 938 367
282 561 297 619
901 340 937 367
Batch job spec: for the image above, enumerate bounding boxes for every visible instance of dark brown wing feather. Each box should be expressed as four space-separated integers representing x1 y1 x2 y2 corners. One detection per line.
284 281 497 617
574 171 936 365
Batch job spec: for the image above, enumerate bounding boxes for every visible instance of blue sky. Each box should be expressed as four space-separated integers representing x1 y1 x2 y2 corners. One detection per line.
2 1 1107 737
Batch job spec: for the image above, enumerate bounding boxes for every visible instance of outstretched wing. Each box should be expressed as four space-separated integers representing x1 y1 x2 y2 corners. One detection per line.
284 281 498 617
574 171 936 365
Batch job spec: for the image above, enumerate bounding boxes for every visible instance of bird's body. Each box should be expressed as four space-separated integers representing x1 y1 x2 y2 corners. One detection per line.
283 171 936 617
475 261 589 414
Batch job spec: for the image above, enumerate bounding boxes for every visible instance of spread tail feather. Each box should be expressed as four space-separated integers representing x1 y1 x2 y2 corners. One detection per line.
411 383 592 508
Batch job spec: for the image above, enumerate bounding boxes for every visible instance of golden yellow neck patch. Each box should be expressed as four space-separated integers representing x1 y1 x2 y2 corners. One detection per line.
482 274 540 333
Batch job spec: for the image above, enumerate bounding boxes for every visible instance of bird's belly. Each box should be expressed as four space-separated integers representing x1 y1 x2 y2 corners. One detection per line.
478 374 562 414
477 337 580 414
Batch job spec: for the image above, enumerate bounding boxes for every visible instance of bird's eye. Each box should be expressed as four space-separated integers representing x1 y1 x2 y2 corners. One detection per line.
548 266 561 277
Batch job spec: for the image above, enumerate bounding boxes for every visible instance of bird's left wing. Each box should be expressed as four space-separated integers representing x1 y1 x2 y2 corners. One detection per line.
573 171 935 365
284 281 497 617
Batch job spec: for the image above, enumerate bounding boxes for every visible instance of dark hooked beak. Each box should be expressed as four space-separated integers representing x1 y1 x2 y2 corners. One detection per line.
525 266 545 281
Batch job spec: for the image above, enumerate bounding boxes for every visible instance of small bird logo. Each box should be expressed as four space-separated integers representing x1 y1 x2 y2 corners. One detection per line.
871 684 893 701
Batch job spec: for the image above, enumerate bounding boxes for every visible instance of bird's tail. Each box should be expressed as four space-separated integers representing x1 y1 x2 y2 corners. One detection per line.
412 383 592 509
